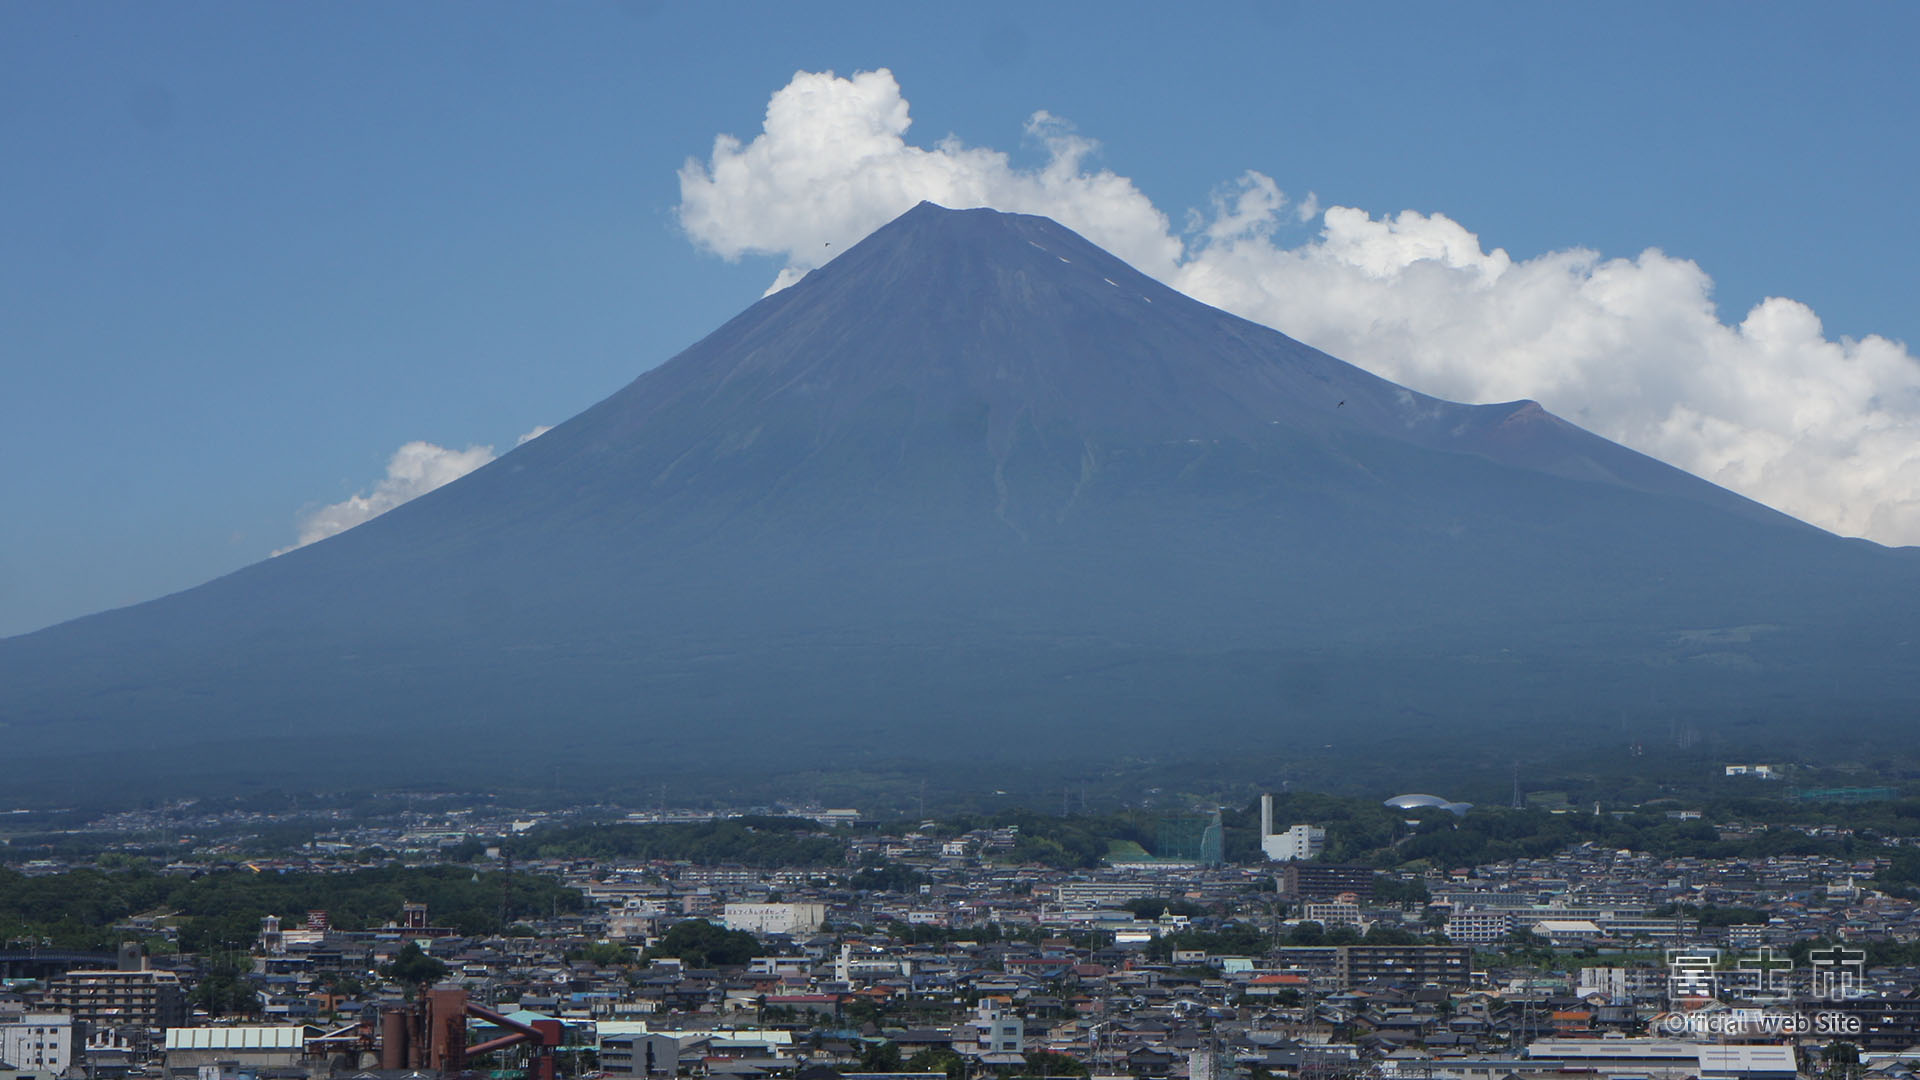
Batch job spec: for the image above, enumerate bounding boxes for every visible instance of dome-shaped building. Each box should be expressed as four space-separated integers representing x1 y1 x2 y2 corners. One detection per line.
1384 793 1472 815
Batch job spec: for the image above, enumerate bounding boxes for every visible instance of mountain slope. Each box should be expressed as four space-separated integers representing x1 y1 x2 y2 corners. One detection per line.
3 203 1915 797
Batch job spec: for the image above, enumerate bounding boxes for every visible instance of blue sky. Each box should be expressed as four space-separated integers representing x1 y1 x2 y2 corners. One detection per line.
4 2 1918 637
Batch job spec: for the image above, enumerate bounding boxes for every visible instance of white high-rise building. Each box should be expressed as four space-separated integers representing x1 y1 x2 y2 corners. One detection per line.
1259 795 1325 862
0 1014 78 1074
972 1000 1024 1055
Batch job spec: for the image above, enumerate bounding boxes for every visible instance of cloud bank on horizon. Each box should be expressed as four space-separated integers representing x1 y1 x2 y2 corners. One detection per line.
679 69 1920 546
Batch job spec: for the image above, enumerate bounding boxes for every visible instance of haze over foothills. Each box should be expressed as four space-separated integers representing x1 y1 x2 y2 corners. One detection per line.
4 3 1919 640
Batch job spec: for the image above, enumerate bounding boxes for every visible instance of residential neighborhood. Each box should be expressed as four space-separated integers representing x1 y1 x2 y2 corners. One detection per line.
6 788 1920 1080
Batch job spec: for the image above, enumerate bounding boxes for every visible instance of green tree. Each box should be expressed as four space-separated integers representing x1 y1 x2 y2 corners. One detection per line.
190 954 258 1018
1288 920 1327 946
441 838 491 862
383 942 449 988
646 919 760 967
849 862 926 893
568 942 636 967
1372 875 1432 906
1122 897 1203 919
318 973 365 1000
1819 1041 1863 1080
859 1041 902 1072
906 1048 965 1080
1021 1050 1090 1078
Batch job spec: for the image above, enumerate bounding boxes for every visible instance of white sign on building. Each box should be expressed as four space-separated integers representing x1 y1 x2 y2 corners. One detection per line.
721 902 827 935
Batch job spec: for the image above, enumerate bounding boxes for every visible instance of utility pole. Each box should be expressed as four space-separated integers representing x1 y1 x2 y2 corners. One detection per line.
499 851 513 932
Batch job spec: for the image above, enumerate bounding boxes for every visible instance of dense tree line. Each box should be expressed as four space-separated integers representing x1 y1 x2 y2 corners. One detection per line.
1870 847 1920 895
518 817 847 867
0 864 580 952
1218 792 1889 871
1787 935 1920 969
1122 897 1205 919
1385 808 1873 869
904 793 1882 874
928 809 1159 870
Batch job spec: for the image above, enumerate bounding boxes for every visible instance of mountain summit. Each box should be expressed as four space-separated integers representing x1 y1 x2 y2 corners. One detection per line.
4 203 1915 798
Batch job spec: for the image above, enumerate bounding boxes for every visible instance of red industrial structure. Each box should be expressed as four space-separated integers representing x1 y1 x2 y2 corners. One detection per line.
378 988 564 1080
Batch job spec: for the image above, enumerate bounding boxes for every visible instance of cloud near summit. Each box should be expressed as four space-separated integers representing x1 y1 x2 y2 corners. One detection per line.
678 68 1920 546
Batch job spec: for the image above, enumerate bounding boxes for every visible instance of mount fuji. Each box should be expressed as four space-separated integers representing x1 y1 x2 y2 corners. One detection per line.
4 203 1915 798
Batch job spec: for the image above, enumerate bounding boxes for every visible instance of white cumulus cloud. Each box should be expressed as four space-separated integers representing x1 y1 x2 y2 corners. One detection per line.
277 425 548 554
1175 204 1920 543
678 69 1181 294
677 68 1920 545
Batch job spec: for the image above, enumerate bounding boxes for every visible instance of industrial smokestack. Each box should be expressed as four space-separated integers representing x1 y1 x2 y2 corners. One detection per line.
381 1008 409 1071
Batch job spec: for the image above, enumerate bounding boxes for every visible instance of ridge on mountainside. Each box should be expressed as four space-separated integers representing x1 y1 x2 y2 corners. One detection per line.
2 202 1915 802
